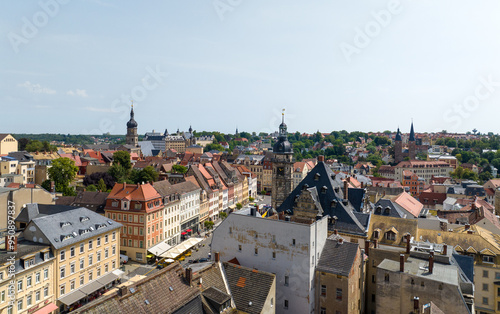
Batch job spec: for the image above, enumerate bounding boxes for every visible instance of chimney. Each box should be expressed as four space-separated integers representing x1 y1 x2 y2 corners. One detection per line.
400 254 405 272
119 285 128 296
185 268 192 286
123 182 127 190
5 235 17 252
333 229 338 235
318 155 325 162
465 224 470 230
343 180 349 200
406 234 411 254
413 297 419 311
443 244 448 255
215 252 220 262
429 252 434 274
338 238 344 244
365 240 370 255
373 239 378 248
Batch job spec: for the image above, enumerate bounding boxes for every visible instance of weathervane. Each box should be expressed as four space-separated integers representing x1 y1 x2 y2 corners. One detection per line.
282 108 285 123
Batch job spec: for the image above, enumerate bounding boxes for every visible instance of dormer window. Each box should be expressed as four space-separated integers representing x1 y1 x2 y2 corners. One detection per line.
61 234 74 241
314 173 321 181
61 222 72 228
80 229 91 235
384 207 391 214
112 201 118 207
80 217 90 223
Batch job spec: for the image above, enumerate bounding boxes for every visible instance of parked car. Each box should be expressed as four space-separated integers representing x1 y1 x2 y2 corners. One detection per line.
120 254 129 264
199 258 208 263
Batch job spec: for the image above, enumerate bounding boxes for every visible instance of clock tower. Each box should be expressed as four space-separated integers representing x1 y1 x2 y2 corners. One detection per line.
271 110 294 210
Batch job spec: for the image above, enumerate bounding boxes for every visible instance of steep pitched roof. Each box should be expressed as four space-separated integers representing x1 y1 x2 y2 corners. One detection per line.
374 199 406 218
222 262 275 314
317 237 359 276
278 161 368 236
393 192 423 218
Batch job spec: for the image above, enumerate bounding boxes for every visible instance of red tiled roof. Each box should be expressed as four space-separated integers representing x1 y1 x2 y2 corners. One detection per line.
393 192 423 218
108 182 161 203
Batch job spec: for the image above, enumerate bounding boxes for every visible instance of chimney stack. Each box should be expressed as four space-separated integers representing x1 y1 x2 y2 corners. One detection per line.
406 234 411 254
465 224 470 230
333 229 338 235
338 238 344 244
119 285 128 296
413 297 419 311
400 254 405 272
215 252 220 263
365 240 370 255
429 252 434 274
443 244 448 255
373 239 378 248
318 155 325 162
343 180 349 200
186 268 193 286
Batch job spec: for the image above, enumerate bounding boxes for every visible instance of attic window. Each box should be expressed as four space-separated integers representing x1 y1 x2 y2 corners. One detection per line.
80 217 90 223
80 229 91 235
376 206 382 214
384 207 391 214
96 224 106 230
61 234 74 241
314 173 321 181
321 186 327 194
61 222 72 228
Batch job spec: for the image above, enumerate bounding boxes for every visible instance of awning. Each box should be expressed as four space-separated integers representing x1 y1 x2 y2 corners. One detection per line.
80 280 104 295
33 303 58 314
186 229 192 232
112 269 125 277
181 232 187 235
147 241 172 256
160 237 204 258
58 290 87 306
146 254 154 258
97 272 119 286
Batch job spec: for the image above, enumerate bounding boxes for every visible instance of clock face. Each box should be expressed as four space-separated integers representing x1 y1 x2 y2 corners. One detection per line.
277 167 284 175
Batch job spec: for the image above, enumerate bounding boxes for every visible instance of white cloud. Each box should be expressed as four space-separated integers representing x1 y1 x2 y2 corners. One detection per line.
67 89 88 98
84 106 115 113
18 81 56 94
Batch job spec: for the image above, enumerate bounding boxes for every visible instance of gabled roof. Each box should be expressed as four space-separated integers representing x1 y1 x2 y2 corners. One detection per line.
393 192 423 218
374 199 406 218
317 237 359 276
23 206 122 250
278 161 368 236
222 262 275 314
107 183 161 202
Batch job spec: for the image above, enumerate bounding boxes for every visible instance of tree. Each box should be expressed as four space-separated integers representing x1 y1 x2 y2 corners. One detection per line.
97 179 107 192
18 138 29 151
204 220 214 230
83 172 115 189
86 185 98 192
249 197 255 202
41 179 51 192
171 164 188 174
130 166 159 184
48 158 78 195
25 140 44 152
112 151 131 170
219 212 227 220
109 151 132 183
236 203 242 210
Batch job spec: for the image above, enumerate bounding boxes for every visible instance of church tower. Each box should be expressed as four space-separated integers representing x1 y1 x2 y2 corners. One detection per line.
126 105 138 146
408 121 416 160
271 110 294 210
394 127 402 163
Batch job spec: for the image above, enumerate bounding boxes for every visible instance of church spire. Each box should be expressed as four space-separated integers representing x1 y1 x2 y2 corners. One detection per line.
409 120 415 141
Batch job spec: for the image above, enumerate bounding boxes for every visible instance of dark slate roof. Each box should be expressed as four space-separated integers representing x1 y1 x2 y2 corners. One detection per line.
452 253 474 283
74 262 202 314
317 238 359 277
348 188 365 212
409 122 415 141
202 287 231 305
278 161 368 236
0 239 51 265
55 191 109 214
8 151 33 162
16 203 76 224
373 199 406 218
395 128 402 141
22 206 122 250
223 262 275 314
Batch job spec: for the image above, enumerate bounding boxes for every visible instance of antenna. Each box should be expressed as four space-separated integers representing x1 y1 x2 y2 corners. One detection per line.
282 108 285 123
130 98 134 108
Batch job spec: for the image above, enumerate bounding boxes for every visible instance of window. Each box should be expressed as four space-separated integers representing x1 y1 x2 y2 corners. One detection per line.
385 231 396 241
112 260 116 269
385 274 389 282
44 268 48 280
17 299 22 311
89 240 93 250
80 258 84 269
272 251 276 259
17 280 23 291
483 255 494 264
89 271 93 281
139 241 143 248
496 272 500 280
1 291 4 303
70 280 75 291
27 295 32 306
70 263 75 274
483 297 489 305
484 270 489 278
97 267 101 277
321 285 327 296
336 288 343 300
60 284 65 296
105 248 109 258
112 245 116 255
284 276 289 286
254 232 258 239
60 266 65 279
35 290 40 302
80 243 84 253
60 250 65 261
255 248 258 255
284 300 289 309
112 231 116 241
26 276 32 287
89 255 93 266
97 237 101 246
105 264 109 273
320 308 327 314
80 275 84 286
97 251 101 262
105 234 109 244
70 246 75 257
292 239 296 246
483 283 489 291
128 239 132 247
44 287 48 297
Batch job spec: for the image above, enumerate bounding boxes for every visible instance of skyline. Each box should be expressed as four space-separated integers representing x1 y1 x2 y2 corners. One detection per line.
2 1 500 135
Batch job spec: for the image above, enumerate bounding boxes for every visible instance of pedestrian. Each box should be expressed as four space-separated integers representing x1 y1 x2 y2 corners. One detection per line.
208 252 211 259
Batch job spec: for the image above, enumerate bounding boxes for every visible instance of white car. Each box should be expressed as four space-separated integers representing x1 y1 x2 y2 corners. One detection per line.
120 254 129 264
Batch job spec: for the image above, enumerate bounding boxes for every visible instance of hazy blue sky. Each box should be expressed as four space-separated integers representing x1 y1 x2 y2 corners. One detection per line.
2 0 500 135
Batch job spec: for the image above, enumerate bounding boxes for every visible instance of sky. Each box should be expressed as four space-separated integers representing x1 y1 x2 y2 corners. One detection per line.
2 0 500 135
